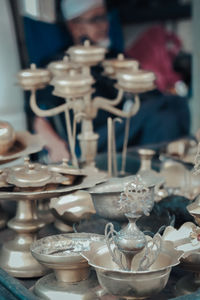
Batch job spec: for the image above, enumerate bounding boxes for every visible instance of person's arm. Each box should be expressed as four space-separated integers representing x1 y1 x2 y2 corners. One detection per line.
34 116 70 162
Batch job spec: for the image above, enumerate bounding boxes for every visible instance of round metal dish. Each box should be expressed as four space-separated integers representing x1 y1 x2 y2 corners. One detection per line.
82 240 183 299
31 233 104 283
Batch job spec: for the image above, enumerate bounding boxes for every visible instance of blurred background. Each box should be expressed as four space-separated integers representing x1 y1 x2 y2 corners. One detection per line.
0 0 198 161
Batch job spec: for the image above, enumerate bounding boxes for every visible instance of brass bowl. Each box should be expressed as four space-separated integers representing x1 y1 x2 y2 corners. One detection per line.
89 176 155 221
82 240 183 299
31 233 104 283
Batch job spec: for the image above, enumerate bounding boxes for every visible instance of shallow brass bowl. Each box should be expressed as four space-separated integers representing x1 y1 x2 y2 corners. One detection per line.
31 233 104 283
82 240 183 299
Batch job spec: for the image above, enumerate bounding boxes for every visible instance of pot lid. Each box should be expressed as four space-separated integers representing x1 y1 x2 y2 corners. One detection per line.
6 157 64 188
51 69 94 88
103 54 139 70
49 159 87 176
88 175 155 194
117 69 156 83
18 64 51 81
48 56 80 75
68 40 106 57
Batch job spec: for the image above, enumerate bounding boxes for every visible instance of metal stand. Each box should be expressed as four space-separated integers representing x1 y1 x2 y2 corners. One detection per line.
0 199 47 277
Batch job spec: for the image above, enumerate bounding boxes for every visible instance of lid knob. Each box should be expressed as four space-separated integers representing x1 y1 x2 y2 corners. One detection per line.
118 53 124 61
84 40 90 47
30 63 36 70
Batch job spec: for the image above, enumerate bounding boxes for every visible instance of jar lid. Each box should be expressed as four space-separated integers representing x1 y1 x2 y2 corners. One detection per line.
103 54 139 70
68 40 106 66
49 159 87 176
6 158 64 188
116 69 156 93
17 64 51 90
117 69 156 83
48 56 80 76
68 40 106 56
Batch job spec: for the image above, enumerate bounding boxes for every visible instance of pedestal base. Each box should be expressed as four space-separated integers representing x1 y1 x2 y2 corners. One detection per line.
33 271 98 300
0 238 47 278
175 274 200 296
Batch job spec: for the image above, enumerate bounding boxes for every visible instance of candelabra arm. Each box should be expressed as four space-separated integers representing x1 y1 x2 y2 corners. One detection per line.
93 89 124 108
96 94 140 118
30 89 71 117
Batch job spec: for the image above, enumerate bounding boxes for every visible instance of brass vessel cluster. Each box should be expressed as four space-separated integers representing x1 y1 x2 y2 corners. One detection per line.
1 39 200 299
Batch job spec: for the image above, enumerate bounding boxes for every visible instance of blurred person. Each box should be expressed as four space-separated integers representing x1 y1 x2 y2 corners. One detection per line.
28 0 190 163
33 0 122 162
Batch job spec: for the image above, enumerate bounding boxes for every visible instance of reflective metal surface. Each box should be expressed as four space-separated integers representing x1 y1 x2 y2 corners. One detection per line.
33 271 98 300
50 190 95 225
31 233 104 283
82 239 183 299
0 131 44 164
89 175 155 221
0 121 16 155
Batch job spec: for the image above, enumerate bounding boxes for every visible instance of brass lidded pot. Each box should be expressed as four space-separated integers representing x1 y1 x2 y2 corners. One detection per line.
17 63 51 90
117 69 156 93
51 69 94 98
103 53 139 78
48 56 80 77
68 40 106 66
6 158 65 189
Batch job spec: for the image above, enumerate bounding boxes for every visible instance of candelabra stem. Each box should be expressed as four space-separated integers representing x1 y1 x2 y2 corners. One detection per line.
64 106 78 168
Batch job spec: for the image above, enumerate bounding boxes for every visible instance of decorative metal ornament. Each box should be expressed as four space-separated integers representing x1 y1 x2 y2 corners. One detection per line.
18 40 156 168
105 176 156 271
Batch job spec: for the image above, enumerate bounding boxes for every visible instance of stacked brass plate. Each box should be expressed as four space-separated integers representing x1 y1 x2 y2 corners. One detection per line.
31 233 103 299
102 53 139 78
17 63 51 90
68 40 106 66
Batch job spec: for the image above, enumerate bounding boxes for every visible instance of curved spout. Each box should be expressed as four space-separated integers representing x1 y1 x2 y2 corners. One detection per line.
30 89 71 117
